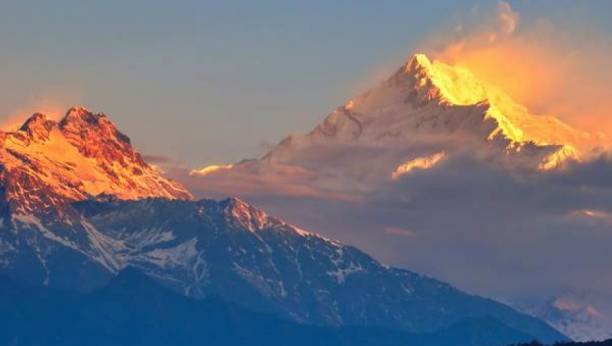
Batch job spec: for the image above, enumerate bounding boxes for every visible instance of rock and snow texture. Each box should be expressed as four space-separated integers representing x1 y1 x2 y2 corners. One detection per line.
0 106 187 289
265 54 586 162
533 293 612 342
0 106 192 214
0 195 566 343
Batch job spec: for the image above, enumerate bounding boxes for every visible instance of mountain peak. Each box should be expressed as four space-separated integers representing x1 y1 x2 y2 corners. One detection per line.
59 106 120 138
59 106 103 129
0 106 192 213
18 112 56 142
64 105 97 119
395 53 491 107
386 53 588 151
221 196 249 209
220 197 270 231
536 292 612 341
404 53 433 74
59 107 134 159
20 112 51 127
259 51 591 181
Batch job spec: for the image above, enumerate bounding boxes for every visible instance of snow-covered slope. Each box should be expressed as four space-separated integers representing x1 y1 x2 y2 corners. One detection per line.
0 195 566 343
263 54 586 170
534 293 612 341
0 107 191 214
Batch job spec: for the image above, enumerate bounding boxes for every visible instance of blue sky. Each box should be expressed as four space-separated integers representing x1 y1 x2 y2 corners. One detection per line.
1 0 611 165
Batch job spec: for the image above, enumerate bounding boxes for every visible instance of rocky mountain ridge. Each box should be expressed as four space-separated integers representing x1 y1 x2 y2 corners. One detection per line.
0 106 191 215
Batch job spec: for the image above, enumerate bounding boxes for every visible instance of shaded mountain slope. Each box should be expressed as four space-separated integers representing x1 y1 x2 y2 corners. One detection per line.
0 267 539 346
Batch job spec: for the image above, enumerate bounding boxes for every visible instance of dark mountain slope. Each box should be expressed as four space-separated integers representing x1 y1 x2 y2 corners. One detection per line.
0 267 539 346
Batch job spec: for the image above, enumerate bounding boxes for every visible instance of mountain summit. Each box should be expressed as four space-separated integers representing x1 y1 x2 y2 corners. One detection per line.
262 53 587 173
191 54 594 199
0 107 191 214
394 54 585 149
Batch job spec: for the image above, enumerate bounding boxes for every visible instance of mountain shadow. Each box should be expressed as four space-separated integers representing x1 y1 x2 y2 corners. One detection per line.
0 267 542 346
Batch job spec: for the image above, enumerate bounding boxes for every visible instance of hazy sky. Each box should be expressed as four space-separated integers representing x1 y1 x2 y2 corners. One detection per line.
1 0 611 166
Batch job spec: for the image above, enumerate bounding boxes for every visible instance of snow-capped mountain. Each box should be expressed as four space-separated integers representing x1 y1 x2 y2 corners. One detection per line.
533 293 612 342
2 196 565 342
186 53 612 342
191 54 595 196
0 106 191 214
263 54 586 169
0 107 565 342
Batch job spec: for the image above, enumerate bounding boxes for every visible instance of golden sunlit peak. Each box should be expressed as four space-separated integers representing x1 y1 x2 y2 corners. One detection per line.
66 105 92 115
404 53 492 106
17 112 55 136
19 112 51 127
404 53 433 71
63 106 98 121
399 53 589 154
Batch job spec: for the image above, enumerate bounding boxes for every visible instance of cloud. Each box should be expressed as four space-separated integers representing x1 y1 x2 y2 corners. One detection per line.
178 159 363 203
142 154 178 165
383 227 416 237
420 1 612 144
190 164 234 177
495 1 519 35
392 152 446 180
569 209 612 224
177 149 612 304
140 154 189 175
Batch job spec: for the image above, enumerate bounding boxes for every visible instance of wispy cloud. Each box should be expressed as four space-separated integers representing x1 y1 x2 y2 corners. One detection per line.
419 1 612 143
384 227 417 237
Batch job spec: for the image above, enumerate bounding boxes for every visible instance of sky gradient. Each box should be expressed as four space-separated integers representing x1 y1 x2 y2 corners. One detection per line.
1 0 611 167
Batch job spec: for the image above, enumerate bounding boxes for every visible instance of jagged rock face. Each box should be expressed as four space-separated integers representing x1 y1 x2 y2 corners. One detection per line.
59 107 146 167
17 113 56 142
0 197 565 343
0 107 191 214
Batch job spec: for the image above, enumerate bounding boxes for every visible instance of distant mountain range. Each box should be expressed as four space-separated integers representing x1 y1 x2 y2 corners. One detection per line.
0 106 567 345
